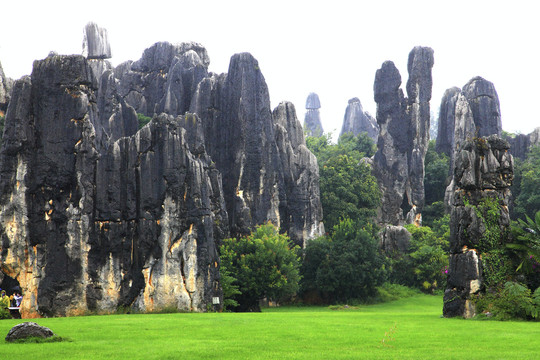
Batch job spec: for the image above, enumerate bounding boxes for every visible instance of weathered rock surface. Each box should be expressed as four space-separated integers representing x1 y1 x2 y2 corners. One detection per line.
5 322 55 342
339 97 378 141
273 101 324 247
435 87 460 157
379 225 411 254
0 60 12 114
303 93 324 137
440 78 504 211
0 55 225 317
191 54 323 245
82 22 112 59
462 77 502 137
443 135 513 318
372 47 434 226
115 41 209 117
504 127 540 159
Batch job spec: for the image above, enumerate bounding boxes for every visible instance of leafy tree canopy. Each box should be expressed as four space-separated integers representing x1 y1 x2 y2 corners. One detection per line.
307 132 381 233
514 146 540 221
301 218 386 303
220 223 301 311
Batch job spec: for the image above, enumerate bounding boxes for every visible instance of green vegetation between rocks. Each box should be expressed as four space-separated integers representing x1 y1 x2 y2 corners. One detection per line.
1 295 539 359
137 113 152 129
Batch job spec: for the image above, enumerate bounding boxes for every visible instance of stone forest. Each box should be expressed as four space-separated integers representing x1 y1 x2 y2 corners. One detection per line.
0 23 539 320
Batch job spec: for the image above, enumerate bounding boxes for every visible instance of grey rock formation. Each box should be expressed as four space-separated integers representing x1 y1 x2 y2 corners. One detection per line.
191 53 323 245
304 93 324 137
443 135 513 318
273 101 324 247
82 22 112 59
504 127 540 159
462 77 502 137
440 78 504 211
339 97 378 141
435 87 460 157
372 46 434 226
406 47 434 222
0 55 225 317
0 60 12 115
116 41 209 117
379 225 411 254
5 322 55 342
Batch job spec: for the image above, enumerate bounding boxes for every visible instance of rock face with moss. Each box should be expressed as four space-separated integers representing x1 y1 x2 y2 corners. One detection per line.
303 92 324 137
0 54 225 317
443 135 514 318
372 46 434 226
339 97 378 141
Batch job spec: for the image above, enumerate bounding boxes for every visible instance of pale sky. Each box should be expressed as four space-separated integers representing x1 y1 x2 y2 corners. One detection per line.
1 0 538 135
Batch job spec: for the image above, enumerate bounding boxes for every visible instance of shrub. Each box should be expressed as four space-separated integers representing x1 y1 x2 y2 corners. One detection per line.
137 113 152 129
475 281 539 320
301 218 386 303
387 225 448 293
220 223 301 311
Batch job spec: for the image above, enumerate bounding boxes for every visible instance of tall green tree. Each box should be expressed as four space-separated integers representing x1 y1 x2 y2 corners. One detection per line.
220 223 301 311
301 218 386 303
514 146 540 221
307 132 381 233
423 141 450 227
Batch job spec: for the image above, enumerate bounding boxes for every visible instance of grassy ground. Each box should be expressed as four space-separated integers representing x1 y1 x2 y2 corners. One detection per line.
0 295 538 359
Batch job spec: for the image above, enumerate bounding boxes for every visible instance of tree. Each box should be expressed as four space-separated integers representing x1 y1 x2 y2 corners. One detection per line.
307 132 381 233
514 146 540 221
423 141 450 227
509 210 540 290
220 223 301 311
301 218 386 303
387 224 448 293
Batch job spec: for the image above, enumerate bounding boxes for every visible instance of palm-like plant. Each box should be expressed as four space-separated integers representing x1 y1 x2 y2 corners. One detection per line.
508 211 540 273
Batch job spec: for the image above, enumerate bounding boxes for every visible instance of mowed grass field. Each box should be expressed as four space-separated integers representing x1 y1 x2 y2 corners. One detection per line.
1 295 538 359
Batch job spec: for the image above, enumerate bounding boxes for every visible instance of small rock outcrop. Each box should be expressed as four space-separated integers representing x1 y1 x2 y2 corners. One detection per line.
339 97 378 141
504 127 540 159
379 225 411 254
443 135 513 318
5 322 55 342
82 22 112 59
303 92 324 137
372 46 434 226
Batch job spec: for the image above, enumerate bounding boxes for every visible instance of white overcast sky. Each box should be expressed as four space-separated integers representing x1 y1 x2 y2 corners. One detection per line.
1 0 538 135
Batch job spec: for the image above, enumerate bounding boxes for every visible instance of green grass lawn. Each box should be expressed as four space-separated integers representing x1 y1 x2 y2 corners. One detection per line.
1 294 538 359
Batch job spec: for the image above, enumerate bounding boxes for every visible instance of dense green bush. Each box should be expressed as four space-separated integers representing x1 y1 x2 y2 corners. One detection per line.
508 210 540 290
137 113 152 129
475 282 540 320
513 146 540 221
220 223 301 311
387 225 448 293
301 218 386 303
